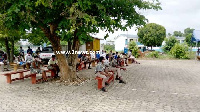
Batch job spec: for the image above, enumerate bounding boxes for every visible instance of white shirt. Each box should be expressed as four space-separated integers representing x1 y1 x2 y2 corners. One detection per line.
48 58 58 65
25 54 33 62
90 53 95 59
100 53 106 59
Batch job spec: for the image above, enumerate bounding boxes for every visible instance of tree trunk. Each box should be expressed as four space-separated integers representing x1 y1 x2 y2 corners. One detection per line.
69 29 80 81
5 37 10 62
151 46 152 50
67 40 72 66
40 25 77 82
10 39 14 63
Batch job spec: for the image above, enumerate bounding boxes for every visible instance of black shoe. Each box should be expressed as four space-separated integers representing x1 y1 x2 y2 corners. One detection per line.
105 82 109 86
115 77 120 80
101 87 107 92
119 80 126 84
88 67 92 69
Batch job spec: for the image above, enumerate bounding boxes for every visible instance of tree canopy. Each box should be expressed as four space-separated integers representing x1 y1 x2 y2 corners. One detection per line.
137 23 166 49
0 0 162 81
173 31 183 37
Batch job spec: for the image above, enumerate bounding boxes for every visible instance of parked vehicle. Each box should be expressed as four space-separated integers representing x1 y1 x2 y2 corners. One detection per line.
39 45 68 64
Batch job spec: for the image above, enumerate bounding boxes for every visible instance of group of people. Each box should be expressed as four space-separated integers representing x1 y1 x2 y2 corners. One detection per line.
75 50 140 92
18 46 60 81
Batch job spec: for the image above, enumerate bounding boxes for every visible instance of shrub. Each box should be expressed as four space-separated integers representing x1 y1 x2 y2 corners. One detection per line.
170 43 189 59
129 41 139 58
162 36 178 53
146 51 160 58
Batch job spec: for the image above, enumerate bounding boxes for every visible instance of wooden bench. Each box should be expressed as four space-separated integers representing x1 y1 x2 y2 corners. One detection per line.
95 73 114 90
77 62 85 71
2 68 56 84
2 70 30 84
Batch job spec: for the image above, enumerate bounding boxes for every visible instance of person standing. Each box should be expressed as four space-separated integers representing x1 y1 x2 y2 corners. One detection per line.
27 46 33 55
35 47 41 54
19 46 25 60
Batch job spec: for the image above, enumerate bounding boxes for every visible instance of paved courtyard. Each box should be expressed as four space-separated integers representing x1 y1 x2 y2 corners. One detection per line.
0 60 200 112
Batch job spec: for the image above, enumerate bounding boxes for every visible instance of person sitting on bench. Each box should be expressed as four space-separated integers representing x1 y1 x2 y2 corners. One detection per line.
30 56 47 82
0 53 10 71
25 51 33 68
104 57 126 84
110 57 126 71
47 55 60 78
17 56 26 69
81 54 91 69
128 50 140 64
95 56 113 92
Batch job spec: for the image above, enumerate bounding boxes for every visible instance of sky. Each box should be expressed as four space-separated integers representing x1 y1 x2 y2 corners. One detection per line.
93 0 200 42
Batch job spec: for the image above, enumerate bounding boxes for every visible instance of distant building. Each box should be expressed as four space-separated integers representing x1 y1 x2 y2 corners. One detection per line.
114 34 145 51
176 37 185 43
106 40 115 45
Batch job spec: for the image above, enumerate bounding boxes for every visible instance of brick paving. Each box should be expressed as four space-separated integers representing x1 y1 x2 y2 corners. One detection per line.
0 60 200 112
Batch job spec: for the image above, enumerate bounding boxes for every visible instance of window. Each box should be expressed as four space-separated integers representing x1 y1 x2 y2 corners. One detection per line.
125 39 128 45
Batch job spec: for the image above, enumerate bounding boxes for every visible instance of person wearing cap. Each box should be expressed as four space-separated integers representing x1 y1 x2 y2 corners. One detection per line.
47 55 60 78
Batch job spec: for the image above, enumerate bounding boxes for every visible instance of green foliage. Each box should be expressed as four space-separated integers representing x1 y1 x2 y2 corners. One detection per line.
162 36 178 53
137 23 166 49
104 45 114 51
128 41 139 58
23 28 49 45
170 43 189 59
60 41 68 45
146 51 160 58
173 31 183 37
183 28 199 47
0 0 162 42
184 28 194 36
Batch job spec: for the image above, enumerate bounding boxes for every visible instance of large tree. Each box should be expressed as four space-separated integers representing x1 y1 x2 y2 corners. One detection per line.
0 0 161 82
137 23 166 50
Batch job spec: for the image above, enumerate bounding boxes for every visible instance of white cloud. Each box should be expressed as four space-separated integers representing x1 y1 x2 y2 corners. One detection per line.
97 0 200 40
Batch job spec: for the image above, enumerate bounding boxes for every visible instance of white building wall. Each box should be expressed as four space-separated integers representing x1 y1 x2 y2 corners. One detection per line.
114 36 126 51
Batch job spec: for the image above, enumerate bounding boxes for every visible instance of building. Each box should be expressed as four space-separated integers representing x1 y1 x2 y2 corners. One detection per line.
106 40 115 45
79 37 103 52
176 37 185 43
114 34 145 51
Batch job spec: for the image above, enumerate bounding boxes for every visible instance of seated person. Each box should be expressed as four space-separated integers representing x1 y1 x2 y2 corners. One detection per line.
128 50 140 64
17 56 26 69
47 55 60 78
25 51 33 68
30 56 47 81
104 57 126 84
96 52 100 63
0 53 10 71
95 57 113 92
123 53 128 66
110 57 126 71
81 54 91 69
